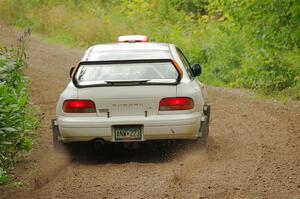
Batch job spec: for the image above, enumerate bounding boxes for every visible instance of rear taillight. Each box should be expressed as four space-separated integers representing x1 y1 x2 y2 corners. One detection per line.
159 97 194 111
63 100 96 113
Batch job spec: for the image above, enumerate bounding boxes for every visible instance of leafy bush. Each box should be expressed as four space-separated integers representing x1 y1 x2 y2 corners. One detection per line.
0 30 38 185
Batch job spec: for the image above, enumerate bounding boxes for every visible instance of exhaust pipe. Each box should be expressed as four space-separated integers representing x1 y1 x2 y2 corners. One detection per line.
93 139 105 151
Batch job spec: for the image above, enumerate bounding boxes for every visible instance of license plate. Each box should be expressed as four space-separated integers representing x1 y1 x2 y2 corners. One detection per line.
114 125 142 141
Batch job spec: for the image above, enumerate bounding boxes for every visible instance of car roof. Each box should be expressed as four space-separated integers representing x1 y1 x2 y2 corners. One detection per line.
83 42 175 61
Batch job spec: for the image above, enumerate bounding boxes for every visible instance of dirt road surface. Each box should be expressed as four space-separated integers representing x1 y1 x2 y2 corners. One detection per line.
0 23 299 199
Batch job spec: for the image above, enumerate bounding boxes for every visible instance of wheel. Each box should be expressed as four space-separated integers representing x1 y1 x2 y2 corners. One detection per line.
51 119 66 152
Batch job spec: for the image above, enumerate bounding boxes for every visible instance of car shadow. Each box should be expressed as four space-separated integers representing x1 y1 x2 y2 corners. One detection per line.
65 140 202 165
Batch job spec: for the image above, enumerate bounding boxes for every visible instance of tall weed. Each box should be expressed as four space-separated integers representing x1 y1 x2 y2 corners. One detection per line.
0 29 38 185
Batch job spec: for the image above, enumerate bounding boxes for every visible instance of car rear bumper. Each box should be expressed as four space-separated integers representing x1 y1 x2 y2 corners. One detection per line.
55 112 203 142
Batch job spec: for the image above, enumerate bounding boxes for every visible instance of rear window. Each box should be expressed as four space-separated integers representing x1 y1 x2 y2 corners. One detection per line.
74 61 179 86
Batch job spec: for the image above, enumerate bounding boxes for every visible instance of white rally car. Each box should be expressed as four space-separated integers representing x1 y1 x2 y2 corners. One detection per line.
52 35 210 150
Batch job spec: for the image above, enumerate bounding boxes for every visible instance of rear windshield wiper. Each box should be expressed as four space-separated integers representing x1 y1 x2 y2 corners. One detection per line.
104 79 150 85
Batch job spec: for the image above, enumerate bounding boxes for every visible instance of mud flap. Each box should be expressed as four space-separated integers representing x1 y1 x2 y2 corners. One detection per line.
199 116 209 147
203 104 211 125
199 105 210 148
51 119 65 151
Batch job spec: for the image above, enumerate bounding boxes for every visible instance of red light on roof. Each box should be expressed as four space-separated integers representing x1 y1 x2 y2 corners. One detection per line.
118 35 149 43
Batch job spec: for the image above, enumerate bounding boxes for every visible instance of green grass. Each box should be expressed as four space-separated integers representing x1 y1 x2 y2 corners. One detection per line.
0 30 39 185
0 0 299 102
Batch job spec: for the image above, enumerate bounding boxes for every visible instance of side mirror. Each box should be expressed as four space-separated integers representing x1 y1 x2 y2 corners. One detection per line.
192 63 202 76
69 67 75 78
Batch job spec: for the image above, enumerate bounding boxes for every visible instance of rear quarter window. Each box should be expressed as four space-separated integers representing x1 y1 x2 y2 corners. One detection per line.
176 48 194 79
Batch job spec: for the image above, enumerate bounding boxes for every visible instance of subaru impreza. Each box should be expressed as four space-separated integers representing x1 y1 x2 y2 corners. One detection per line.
52 35 210 150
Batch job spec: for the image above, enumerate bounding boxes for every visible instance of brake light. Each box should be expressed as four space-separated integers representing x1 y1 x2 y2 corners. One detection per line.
63 100 96 113
159 97 194 111
118 35 149 43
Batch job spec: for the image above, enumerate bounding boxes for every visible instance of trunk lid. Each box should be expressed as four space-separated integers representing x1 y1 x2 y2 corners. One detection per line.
78 85 176 117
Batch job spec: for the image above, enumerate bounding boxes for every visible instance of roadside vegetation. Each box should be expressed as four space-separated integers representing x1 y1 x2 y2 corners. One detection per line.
0 30 38 185
0 0 299 102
